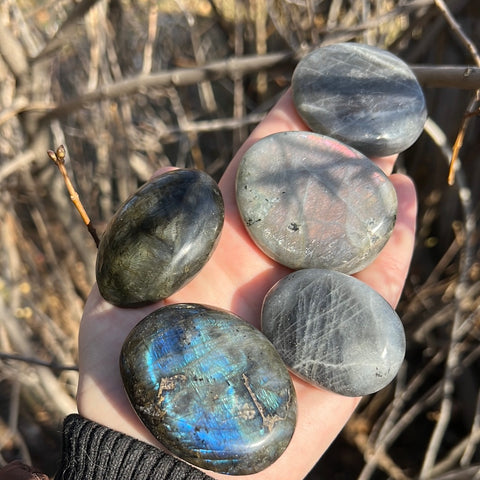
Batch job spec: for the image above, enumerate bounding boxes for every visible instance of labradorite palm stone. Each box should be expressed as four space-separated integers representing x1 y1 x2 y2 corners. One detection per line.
261 269 406 397
292 43 427 157
96 169 224 307
120 303 297 475
235 131 397 273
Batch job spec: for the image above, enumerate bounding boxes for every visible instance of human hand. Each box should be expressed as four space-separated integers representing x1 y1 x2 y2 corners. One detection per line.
76 90 417 480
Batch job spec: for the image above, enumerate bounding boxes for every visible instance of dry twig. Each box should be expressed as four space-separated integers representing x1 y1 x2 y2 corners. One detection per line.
47 145 100 247
0 353 78 372
432 0 480 185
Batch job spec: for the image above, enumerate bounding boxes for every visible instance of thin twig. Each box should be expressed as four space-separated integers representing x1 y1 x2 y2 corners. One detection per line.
232 1 246 152
357 350 447 480
159 112 267 138
175 0 217 113
428 422 480 476
142 4 158 75
347 417 410 480
166 87 205 170
8 380 32 465
47 145 100 247
460 389 480 467
322 0 431 44
429 465 480 480
419 117 477 477
0 99 55 127
448 94 480 185
0 352 78 372
432 0 480 185
433 0 480 66
360 340 480 480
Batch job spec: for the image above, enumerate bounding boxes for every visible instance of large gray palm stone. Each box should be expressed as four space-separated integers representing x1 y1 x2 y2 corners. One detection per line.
235 131 397 273
292 43 427 157
261 269 406 397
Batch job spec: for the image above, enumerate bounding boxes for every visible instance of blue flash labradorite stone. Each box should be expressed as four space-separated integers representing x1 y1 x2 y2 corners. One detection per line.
292 43 427 157
235 131 397 274
96 169 224 308
261 269 406 397
120 303 297 475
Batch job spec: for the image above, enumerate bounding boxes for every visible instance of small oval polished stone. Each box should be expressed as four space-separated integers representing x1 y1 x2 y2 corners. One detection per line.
96 169 224 308
292 43 427 157
261 269 406 397
120 303 297 475
235 131 397 273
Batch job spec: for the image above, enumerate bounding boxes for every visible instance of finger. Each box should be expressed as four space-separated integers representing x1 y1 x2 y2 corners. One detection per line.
369 153 398 175
354 173 417 307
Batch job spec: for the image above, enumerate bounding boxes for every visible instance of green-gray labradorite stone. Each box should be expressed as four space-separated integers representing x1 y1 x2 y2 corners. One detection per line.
96 169 224 307
261 269 406 397
292 43 427 157
120 303 297 475
235 131 397 274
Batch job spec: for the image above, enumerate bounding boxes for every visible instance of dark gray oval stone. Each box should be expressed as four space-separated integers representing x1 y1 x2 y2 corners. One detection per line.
261 269 405 397
120 303 297 475
235 131 397 273
96 169 224 307
292 43 427 157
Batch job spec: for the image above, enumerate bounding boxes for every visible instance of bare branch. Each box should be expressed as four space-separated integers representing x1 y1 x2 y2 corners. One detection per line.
411 66 480 90
0 352 78 372
158 112 267 138
42 51 294 120
460 391 480 466
0 99 54 127
448 94 480 185
48 146 100 247
38 57 480 123
429 465 480 480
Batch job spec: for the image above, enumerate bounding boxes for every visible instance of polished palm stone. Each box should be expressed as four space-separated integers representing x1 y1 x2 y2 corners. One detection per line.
261 269 406 397
235 131 397 273
96 169 224 308
120 303 297 475
292 43 427 157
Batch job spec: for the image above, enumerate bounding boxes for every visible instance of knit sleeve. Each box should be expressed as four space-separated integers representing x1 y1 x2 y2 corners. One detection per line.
55 414 213 480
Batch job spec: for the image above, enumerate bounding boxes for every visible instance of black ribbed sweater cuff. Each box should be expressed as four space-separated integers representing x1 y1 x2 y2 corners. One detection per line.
55 414 213 480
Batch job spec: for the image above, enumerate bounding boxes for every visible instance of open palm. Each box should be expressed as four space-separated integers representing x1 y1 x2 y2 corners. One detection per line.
76 91 417 480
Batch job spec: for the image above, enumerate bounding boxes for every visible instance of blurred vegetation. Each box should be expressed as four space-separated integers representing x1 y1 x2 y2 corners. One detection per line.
0 0 479 478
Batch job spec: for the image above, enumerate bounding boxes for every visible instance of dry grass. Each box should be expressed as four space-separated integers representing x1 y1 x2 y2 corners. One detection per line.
0 0 479 478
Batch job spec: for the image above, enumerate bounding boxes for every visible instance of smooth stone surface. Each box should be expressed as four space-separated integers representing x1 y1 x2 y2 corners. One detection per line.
235 131 397 273
292 43 427 157
261 269 406 397
120 303 297 475
96 169 224 308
